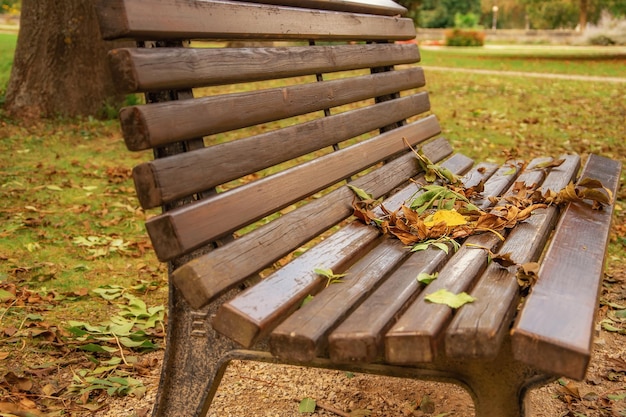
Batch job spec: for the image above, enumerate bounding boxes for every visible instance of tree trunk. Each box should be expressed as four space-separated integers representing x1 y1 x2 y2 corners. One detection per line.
579 0 588 31
4 0 127 119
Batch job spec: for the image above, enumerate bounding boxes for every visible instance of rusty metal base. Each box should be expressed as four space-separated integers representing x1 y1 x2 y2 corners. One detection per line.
151 285 554 417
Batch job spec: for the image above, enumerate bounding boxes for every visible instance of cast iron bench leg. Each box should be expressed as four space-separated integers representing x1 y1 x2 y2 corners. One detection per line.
152 284 237 417
458 338 553 417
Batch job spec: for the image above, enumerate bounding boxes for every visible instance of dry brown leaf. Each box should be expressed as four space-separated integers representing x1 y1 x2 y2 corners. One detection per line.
533 158 565 170
492 252 517 268
517 262 540 290
3 371 33 392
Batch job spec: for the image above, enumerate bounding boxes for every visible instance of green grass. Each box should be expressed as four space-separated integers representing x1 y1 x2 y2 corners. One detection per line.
420 45 626 78
0 33 17 97
0 116 165 306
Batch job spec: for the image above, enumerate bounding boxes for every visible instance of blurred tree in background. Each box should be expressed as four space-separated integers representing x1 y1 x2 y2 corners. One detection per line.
397 0 625 29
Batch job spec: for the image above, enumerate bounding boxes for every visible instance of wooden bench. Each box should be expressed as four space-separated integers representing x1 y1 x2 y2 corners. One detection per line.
94 1 622 416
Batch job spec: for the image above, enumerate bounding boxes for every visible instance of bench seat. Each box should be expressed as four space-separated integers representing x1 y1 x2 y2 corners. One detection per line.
95 1 622 416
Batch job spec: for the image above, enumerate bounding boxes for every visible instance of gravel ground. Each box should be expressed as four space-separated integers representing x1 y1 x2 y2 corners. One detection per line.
96 318 626 417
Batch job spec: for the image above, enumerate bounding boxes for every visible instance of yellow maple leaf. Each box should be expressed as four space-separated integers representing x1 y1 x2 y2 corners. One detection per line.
424 209 468 228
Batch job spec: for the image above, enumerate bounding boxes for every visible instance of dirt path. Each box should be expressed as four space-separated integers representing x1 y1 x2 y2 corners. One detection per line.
423 65 626 83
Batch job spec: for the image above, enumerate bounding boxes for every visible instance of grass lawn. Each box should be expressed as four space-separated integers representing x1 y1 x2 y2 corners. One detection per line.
419 45 626 78
0 38 624 413
0 33 17 96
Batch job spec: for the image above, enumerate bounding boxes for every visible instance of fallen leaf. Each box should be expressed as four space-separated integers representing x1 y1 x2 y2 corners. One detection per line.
425 289 475 309
418 394 436 413
492 252 517 268
533 159 565 170
424 209 468 228
347 185 374 201
299 397 316 413
4 371 33 392
417 272 438 285
516 262 540 290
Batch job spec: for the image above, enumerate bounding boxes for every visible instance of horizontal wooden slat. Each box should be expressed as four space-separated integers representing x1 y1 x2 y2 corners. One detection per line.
250 0 407 16
95 0 416 41
445 154 581 360
134 92 431 209
327 162 498 364
146 116 441 261
511 154 621 380
109 43 419 93
121 67 426 151
212 152 472 347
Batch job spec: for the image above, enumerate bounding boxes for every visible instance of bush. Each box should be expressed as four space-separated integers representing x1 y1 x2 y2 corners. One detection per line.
589 35 616 45
444 29 485 47
581 12 626 46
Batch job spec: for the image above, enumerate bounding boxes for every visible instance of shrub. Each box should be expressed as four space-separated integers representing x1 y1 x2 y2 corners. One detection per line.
444 29 485 47
581 11 626 46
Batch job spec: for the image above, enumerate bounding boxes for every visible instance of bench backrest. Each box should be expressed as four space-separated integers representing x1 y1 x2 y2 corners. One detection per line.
95 0 451 309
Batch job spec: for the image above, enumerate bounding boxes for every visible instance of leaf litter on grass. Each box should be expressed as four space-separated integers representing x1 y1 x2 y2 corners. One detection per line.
0 280 165 416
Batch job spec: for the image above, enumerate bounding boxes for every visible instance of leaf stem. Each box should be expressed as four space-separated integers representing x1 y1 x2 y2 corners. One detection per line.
112 333 130 366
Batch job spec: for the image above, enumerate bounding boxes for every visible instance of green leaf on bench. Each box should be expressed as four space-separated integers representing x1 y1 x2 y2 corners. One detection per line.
416 272 438 285
424 289 475 309
313 268 347 287
347 184 374 201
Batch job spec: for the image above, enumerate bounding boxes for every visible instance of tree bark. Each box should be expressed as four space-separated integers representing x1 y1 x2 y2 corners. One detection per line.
579 0 588 31
4 0 127 119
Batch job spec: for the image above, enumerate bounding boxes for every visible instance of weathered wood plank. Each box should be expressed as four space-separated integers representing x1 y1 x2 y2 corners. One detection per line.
146 116 441 261
134 92 431 209
445 154 581 359
384 159 549 364
210 151 471 346
511 154 621 380
327 163 498 364
109 43 419 92
270 237 409 361
249 0 407 16
95 0 416 41
121 67 426 151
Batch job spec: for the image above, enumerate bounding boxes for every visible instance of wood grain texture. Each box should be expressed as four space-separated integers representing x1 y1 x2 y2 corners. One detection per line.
109 43 419 93
384 232 503 364
146 116 441 261
134 92 431 209
328 162 499 364
121 67 426 151
248 0 407 16
270 237 409 362
212 152 472 348
511 154 622 380
95 0 416 41
445 155 581 359
174 137 452 312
